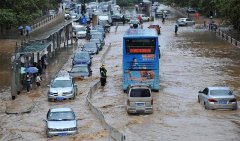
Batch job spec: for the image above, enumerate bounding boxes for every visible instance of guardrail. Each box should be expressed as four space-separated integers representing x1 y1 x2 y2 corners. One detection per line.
215 29 240 48
31 12 64 32
86 43 126 141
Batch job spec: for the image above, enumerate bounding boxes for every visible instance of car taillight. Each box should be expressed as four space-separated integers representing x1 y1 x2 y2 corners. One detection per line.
208 98 217 102
151 99 153 105
127 100 130 105
229 99 237 102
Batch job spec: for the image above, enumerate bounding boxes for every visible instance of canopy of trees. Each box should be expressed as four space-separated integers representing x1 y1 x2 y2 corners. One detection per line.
162 0 240 29
0 0 60 27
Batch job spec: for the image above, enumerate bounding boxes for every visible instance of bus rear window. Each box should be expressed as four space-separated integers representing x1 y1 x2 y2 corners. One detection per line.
130 89 151 97
126 38 156 54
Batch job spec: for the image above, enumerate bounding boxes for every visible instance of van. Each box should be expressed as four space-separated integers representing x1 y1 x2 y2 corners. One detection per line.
126 84 153 114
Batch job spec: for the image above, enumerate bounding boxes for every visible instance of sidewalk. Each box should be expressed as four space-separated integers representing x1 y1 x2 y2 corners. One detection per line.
5 17 72 114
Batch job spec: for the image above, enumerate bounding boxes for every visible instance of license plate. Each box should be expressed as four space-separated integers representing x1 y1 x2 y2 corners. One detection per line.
56 97 64 101
219 100 227 104
58 133 67 136
136 102 145 106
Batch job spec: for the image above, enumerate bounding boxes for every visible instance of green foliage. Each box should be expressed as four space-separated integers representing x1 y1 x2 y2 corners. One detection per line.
163 0 240 29
0 0 59 27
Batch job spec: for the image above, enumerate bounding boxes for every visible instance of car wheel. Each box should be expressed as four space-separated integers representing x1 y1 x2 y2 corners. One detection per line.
148 18 150 22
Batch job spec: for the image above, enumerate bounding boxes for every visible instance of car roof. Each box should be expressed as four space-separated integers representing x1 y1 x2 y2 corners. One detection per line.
208 87 230 90
50 107 73 112
54 75 71 81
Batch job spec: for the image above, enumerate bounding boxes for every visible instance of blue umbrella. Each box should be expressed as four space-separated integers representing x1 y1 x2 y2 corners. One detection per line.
25 25 31 32
18 25 23 30
25 67 38 73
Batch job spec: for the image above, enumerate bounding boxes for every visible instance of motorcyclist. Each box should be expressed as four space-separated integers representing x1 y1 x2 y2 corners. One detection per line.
100 64 107 86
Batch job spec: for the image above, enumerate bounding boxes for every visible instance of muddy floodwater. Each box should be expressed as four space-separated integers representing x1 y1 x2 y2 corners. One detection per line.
1 5 240 141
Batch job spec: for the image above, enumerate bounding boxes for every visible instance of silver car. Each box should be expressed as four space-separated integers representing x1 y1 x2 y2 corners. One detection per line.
198 87 238 110
48 75 77 101
176 18 195 26
44 108 78 137
126 84 153 114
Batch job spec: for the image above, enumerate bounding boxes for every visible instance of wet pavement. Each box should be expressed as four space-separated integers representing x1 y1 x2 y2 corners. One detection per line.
1 4 240 141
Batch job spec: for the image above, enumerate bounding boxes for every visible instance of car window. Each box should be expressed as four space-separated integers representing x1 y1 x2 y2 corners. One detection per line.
84 43 96 48
75 53 88 59
72 66 88 72
51 80 72 88
48 111 75 121
210 90 233 96
130 88 151 97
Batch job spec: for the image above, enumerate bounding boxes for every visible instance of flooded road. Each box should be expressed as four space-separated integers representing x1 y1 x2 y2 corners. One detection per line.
92 6 240 141
1 5 240 141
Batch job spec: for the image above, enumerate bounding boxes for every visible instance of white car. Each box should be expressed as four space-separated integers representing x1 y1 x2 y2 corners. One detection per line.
138 14 150 22
47 75 77 101
176 18 195 26
76 30 86 39
44 108 78 137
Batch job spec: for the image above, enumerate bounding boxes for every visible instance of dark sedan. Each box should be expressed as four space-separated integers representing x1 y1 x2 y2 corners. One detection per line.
68 64 92 78
72 51 92 66
82 42 99 55
90 38 104 50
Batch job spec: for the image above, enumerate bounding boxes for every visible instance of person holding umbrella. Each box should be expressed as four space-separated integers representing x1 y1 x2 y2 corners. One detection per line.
26 73 32 93
25 25 31 36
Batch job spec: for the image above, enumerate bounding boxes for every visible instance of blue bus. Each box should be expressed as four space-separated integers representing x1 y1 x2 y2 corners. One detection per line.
122 29 160 92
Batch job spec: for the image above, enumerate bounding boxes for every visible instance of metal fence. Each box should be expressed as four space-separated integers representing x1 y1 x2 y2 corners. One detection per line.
86 44 126 141
31 12 64 32
215 29 240 48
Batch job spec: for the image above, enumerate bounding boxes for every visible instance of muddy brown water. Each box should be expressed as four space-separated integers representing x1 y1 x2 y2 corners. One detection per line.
1 5 240 141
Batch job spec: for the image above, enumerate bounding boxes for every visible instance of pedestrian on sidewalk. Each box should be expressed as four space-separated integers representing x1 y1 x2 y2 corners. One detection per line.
26 73 31 93
36 74 42 87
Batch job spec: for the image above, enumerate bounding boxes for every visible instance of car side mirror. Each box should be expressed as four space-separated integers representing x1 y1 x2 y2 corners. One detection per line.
42 119 47 122
198 91 202 93
77 118 82 121
90 57 93 59
74 84 77 87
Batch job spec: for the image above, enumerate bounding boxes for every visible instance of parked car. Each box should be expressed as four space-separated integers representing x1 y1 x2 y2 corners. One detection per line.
90 31 105 39
49 10 56 16
198 87 238 110
94 26 106 35
90 38 104 50
148 24 161 35
82 42 99 55
126 84 153 114
48 75 77 101
76 26 86 39
137 14 150 22
68 64 92 78
186 8 197 13
112 14 125 23
176 18 195 26
91 34 104 43
72 51 92 66
44 108 78 137
155 8 163 17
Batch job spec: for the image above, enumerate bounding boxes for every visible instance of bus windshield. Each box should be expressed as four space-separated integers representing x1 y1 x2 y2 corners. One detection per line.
126 38 156 54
